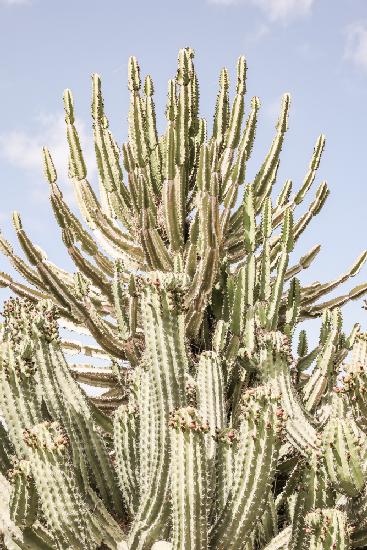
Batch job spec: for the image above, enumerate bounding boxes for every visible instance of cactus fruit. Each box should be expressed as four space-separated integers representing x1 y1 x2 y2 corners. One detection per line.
0 48 367 549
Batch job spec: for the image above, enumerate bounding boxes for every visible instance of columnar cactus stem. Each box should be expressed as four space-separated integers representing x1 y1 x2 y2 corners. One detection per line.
169 407 209 550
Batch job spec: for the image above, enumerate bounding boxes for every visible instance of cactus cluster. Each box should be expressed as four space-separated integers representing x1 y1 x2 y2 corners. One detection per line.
0 48 367 549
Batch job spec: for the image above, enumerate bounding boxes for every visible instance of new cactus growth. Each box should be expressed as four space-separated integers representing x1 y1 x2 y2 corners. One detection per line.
0 48 367 549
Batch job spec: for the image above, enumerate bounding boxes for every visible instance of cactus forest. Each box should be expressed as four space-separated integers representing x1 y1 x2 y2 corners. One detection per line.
1 47 367 550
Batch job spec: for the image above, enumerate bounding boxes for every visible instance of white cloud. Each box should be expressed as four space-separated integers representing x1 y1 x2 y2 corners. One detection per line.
344 22 367 70
0 113 97 204
209 0 315 22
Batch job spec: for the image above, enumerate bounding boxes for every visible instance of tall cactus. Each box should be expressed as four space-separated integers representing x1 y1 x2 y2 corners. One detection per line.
0 48 367 549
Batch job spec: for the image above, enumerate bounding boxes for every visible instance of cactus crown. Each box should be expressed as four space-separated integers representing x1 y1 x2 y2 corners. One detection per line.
0 48 367 549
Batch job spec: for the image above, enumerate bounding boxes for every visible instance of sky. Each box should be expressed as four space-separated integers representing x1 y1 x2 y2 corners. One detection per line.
0 0 366 349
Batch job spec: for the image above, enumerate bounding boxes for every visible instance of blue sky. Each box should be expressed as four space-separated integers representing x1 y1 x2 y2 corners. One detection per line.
0 0 366 346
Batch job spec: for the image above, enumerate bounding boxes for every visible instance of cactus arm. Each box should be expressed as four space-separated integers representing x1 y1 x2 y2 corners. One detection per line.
266 208 293 329
302 313 340 412
212 68 230 146
0 271 50 303
128 274 188 549
114 403 140 517
263 526 291 550
293 134 326 205
304 508 350 549
0 232 47 292
238 95 260 163
275 179 293 209
323 393 366 497
61 227 114 301
196 351 225 443
284 244 321 281
213 428 237 522
253 93 290 211
43 164 115 276
301 250 367 306
261 340 319 454
301 282 367 319
169 407 209 550
91 74 132 225
8 461 38 529
23 421 100 549
210 385 283 549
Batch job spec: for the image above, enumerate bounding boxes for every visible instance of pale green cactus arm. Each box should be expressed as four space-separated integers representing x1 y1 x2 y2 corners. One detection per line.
302 309 341 412
113 402 140 517
301 250 367 308
23 421 103 550
304 508 350 549
128 273 188 549
288 453 335 550
253 93 290 211
169 407 209 550
196 351 226 456
322 391 367 497
293 134 326 205
8 461 38 530
210 385 283 549
261 337 319 454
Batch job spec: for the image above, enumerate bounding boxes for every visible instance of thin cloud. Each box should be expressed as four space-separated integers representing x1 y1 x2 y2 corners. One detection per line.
209 0 316 22
0 113 97 204
344 21 367 70
0 113 96 180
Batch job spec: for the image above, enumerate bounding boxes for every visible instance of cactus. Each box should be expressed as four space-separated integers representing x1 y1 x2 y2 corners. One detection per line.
0 48 367 549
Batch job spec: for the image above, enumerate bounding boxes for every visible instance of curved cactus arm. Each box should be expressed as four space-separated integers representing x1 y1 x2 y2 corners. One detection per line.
253 93 290 211
69 364 117 387
210 385 283 550
293 134 326 206
61 227 113 301
4 298 121 512
260 338 319 455
304 508 350 549
8 461 38 529
11 217 131 359
284 244 321 282
302 311 340 412
0 271 50 304
301 281 367 319
169 407 209 550
91 73 132 227
23 421 101 549
114 402 140 517
42 344 123 512
42 159 114 276
322 392 367 497
301 250 367 308
0 232 47 292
